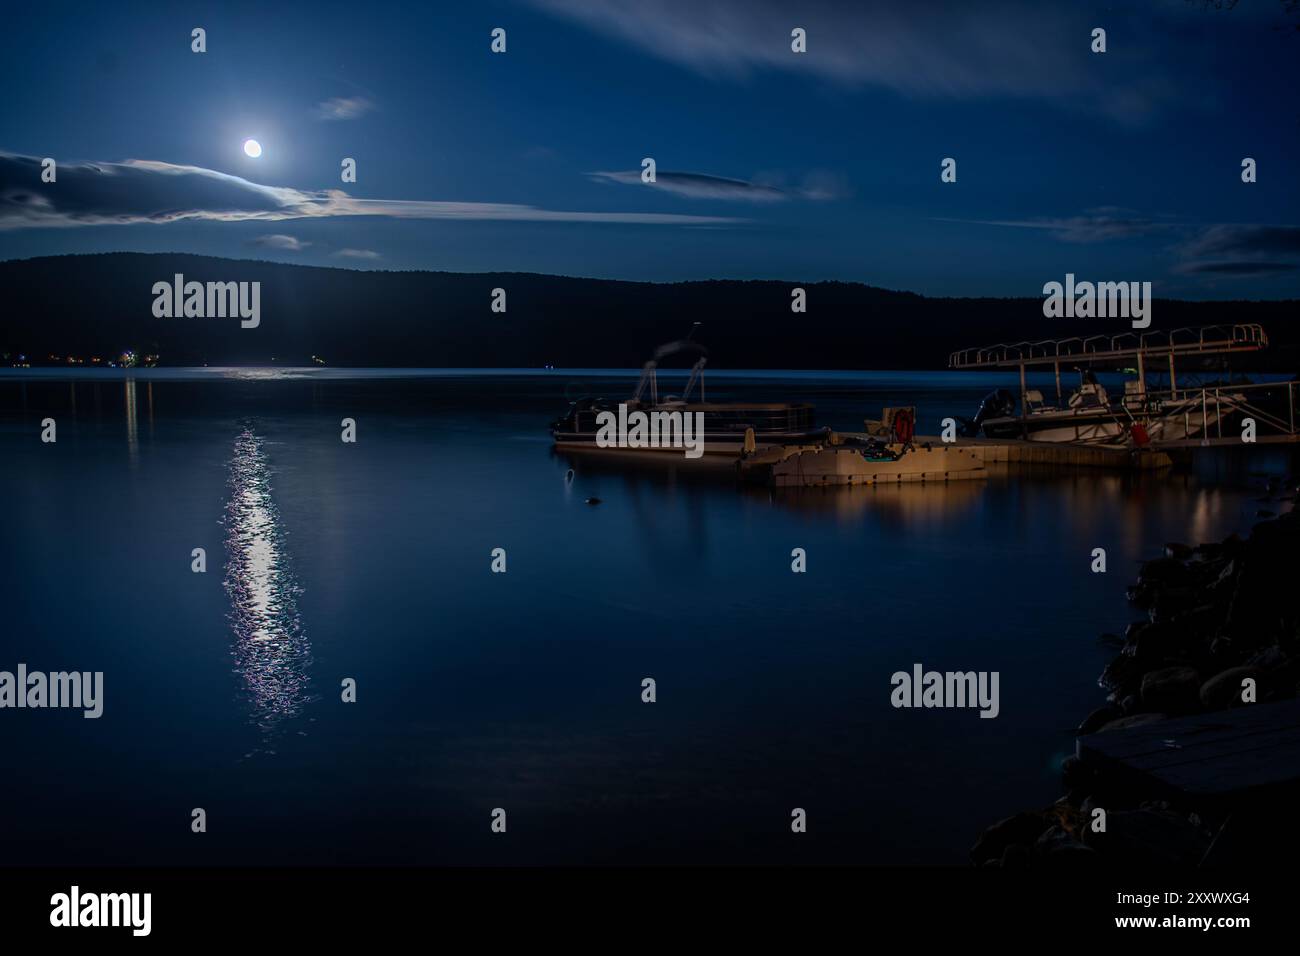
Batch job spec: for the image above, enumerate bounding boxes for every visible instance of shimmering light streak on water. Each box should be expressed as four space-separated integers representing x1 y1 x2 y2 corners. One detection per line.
222 424 313 740
124 379 138 468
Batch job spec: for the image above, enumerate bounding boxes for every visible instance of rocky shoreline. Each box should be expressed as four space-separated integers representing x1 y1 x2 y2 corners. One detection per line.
973 490 1300 867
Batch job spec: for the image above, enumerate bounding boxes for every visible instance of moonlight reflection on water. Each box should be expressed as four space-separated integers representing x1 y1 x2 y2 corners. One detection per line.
222 424 314 742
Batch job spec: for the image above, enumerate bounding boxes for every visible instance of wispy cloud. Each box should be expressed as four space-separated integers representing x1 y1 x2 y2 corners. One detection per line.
1178 260 1296 276
247 233 310 250
525 0 1178 122
1179 223 1300 259
0 152 744 229
1174 224 1300 277
314 96 375 121
590 170 785 202
589 168 844 202
938 209 1300 278
933 208 1171 243
333 248 381 260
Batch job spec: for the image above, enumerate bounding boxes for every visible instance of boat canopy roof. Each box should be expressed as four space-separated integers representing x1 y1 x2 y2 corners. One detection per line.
647 338 708 366
949 323 1268 370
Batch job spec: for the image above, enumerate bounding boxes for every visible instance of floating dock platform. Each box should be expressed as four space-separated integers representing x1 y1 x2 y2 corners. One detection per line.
739 434 1174 488
939 435 1174 470
739 441 987 487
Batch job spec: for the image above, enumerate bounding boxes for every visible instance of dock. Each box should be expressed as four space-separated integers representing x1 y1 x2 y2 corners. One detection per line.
853 433 1173 471
1077 698 1300 803
934 435 1174 470
739 440 986 487
1075 699 1300 865
738 433 1174 488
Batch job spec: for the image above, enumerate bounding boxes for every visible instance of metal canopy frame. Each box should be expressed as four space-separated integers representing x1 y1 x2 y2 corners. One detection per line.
948 324 1268 371
632 325 708 406
948 324 1272 439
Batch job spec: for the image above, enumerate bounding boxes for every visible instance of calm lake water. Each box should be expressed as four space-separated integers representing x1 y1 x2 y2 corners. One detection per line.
0 368 1294 865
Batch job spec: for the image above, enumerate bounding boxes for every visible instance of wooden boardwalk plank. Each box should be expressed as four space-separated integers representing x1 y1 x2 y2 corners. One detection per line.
1077 699 1300 799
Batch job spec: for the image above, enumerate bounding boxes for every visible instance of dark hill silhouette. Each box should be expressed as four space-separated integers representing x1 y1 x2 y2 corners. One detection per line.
2 253 1296 370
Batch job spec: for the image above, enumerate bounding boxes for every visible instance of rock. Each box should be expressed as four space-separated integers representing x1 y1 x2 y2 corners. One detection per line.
1035 826 1098 866
1248 645 1286 670
1034 825 1072 850
1226 520 1300 644
1099 653 1146 694
1208 635 1236 660
1077 705 1121 735
1268 656 1300 689
970 811 1052 865
585 497 602 505
1001 843 1030 869
1147 588 1199 624
1097 712 1168 733
1199 666 1261 709
1120 694 1140 715
1140 665 1201 713
1164 542 1191 560
1210 559 1237 589
1138 556 1191 587
1061 754 1093 790
1041 843 1100 866
1085 809 1211 866
1124 620 1186 660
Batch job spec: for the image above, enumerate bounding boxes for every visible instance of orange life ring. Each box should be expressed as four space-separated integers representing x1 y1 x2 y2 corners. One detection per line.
893 408 916 444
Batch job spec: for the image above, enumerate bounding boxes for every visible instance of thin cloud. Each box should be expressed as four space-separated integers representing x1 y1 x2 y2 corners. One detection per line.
588 168 843 202
525 0 1180 122
590 170 786 202
0 152 744 229
1178 261 1296 276
1178 224 1300 259
1174 224 1300 277
938 210 1300 277
314 96 375 120
333 248 381 259
248 234 310 250
933 209 1171 243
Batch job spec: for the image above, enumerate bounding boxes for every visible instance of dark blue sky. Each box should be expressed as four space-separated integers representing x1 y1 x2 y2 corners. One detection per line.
1 0 1298 298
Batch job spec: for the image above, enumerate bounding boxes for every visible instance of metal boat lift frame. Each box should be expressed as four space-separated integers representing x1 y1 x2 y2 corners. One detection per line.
948 324 1296 443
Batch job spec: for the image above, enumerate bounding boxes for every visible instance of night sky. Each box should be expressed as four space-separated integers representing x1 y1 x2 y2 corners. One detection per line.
1 0 1298 298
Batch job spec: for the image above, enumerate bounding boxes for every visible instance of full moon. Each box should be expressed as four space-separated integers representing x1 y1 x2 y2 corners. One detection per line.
243 139 262 158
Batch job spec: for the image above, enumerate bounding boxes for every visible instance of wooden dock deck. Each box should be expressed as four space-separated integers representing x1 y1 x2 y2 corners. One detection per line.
1077 699 1300 802
737 428 1289 488
903 435 1174 470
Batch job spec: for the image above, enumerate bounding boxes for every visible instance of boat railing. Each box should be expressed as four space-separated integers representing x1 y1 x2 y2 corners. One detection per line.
949 323 1269 369
1102 378 1298 438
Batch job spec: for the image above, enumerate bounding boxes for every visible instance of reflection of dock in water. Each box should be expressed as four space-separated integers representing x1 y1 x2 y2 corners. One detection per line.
222 425 314 744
